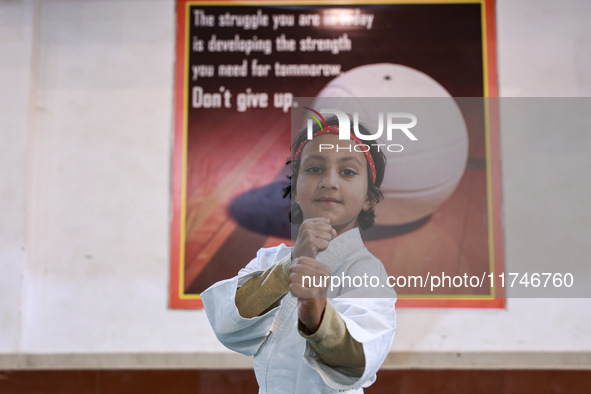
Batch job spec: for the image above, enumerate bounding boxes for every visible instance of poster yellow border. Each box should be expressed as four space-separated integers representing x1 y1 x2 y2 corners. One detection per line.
170 0 502 308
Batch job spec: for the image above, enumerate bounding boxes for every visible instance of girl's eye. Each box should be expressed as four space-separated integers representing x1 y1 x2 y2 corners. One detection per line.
305 166 322 174
341 169 357 176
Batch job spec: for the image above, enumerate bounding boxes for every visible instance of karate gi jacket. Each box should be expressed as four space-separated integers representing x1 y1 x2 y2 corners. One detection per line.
202 227 396 393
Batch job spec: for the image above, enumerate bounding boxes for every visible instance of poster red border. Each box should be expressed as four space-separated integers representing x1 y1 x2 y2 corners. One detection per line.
169 0 503 309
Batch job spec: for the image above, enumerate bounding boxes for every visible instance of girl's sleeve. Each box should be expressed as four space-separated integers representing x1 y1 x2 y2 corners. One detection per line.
234 256 291 318
201 246 290 356
298 301 365 369
301 296 396 390
301 259 397 390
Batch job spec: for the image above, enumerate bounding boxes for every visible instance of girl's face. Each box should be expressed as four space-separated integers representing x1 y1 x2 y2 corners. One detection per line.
294 134 371 235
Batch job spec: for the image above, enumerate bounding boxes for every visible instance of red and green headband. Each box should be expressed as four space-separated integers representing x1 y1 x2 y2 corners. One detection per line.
293 125 377 184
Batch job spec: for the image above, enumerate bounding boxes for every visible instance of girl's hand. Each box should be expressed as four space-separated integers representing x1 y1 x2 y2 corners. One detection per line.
293 217 337 259
289 256 331 333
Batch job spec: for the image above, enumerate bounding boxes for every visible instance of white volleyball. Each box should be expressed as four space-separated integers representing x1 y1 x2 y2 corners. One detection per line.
310 63 469 225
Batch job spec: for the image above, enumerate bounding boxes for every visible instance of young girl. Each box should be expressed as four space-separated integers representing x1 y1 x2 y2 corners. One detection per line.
202 116 396 393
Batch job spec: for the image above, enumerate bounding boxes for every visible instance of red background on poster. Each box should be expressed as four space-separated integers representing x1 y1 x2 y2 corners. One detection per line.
170 0 503 309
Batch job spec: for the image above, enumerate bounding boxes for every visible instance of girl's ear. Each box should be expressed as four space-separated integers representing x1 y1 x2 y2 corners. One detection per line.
363 195 372 211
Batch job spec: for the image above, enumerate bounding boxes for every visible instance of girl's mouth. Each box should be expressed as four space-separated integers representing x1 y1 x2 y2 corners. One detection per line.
314 198 341 205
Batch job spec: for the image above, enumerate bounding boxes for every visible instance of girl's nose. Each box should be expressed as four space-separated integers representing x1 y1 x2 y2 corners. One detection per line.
319 169 338 189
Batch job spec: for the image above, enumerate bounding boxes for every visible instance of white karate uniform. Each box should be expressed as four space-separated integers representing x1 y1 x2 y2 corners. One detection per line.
201 227 396 393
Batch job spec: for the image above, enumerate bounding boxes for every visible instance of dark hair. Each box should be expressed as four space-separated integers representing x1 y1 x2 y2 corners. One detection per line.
282 115 386 230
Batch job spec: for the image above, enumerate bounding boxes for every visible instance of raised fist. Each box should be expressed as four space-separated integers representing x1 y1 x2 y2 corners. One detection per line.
292 217 337 259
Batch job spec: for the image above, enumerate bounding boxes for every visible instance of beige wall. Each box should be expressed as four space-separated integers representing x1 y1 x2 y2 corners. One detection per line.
1 0 590 369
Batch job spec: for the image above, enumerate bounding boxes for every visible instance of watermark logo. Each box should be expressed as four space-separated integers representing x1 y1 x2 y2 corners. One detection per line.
303 107 418 152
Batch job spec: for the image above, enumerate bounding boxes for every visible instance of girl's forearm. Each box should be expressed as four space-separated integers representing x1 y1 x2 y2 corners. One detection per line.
234 256 291 318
